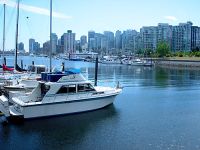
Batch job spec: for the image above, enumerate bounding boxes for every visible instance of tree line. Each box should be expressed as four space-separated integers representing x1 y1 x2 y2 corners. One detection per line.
135 41 200 58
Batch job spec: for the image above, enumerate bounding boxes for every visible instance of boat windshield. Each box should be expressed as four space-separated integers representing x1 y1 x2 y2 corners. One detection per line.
41 83 50 97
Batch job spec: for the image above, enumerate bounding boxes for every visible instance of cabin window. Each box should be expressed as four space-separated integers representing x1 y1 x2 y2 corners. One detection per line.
68 85 76 93
57 84 76 94
78 84 95 92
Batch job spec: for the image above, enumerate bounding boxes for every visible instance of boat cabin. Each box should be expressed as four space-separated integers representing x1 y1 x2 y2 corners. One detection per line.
56 83 95 94
28 65 46 74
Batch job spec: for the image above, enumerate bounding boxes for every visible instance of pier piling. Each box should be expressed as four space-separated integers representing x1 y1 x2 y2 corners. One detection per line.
62 62 65 71
21 60 23 69
4 57 6 65
94 57 98 86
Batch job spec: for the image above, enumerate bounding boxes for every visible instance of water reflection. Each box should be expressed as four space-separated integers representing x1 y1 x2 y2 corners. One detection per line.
0 105 118 150
2 57 200 149
155 66 200 88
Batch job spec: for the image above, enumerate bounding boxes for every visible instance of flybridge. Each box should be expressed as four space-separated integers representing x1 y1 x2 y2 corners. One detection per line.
41 68 83 82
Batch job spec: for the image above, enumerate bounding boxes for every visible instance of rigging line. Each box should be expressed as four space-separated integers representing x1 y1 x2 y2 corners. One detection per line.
25 16 34 38
21 8 35 40
0 6 3 16
16 0 34 39
5 2 16 41
0 6 3 49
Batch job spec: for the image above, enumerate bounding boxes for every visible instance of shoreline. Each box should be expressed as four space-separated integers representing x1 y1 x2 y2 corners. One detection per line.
155 57 200 67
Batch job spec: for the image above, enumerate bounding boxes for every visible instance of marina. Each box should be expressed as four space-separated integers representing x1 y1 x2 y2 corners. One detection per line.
0 0 200 149
1 56 200 149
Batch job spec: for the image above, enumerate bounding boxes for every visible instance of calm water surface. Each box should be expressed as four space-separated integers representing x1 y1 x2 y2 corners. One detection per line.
1 56 200 150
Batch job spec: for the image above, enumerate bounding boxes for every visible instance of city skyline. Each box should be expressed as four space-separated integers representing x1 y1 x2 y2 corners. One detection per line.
0 0 200 51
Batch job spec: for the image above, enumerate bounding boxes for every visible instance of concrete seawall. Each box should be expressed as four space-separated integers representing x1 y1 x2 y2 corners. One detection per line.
156 59 200 67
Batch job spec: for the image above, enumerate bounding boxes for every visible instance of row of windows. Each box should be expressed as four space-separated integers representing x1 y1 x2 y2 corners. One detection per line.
56 84 95 94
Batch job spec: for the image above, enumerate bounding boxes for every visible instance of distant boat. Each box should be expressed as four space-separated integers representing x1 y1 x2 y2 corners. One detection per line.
100 56 121 64
121 58 132 65
3 65 46 92
131 58 144 66
131 58 154 66
2 64 14 71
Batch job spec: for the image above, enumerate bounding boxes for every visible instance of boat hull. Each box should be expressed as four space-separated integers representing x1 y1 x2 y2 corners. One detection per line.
11 95 117 119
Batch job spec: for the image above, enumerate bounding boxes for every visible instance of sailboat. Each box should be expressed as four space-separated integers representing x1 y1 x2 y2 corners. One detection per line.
0 0 122 120
14 0 27 72
0 1 39 90
0 4 14 72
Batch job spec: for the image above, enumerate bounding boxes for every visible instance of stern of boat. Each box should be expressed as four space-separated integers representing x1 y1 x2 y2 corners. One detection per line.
0 95 10 117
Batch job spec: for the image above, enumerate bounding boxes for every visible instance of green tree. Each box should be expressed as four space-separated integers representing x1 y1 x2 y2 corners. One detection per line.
144 49 154 57
156 41 170 57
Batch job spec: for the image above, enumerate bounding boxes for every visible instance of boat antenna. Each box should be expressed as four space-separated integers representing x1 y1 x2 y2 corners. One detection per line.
49 0 52 72
3 3 6 65
15 0 20 70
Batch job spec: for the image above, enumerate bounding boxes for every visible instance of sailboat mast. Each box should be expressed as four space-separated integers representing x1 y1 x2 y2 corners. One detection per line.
49 0 52 72
3 4 5 64
15 0 20 70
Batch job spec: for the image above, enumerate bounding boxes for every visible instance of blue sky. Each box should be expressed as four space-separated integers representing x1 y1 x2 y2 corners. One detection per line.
0 0 200 51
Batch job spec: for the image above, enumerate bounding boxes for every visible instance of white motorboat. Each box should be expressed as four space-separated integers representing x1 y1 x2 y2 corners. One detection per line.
131 58 144 66
130 58 154 66
121 58 132 65
0 69 122 119
100 56 122 64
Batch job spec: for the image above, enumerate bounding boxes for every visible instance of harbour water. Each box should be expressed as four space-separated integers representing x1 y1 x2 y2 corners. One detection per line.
1 56 200 149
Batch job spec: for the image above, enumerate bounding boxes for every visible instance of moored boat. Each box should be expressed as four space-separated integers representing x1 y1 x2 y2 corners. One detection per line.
0 69 122 119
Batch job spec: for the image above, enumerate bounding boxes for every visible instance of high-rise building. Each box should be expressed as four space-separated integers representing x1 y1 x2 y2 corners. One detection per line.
134 34 143 52
140 27 157 51
51 33 58 54
43 41 50 55
18 42 25 53
172 21 193 52
103 31 114 51
122 30 138 54
88 31 95 50
29 38 40 54
29 38 35 54
80 35 87 51
196 27 200 49
157 23 172 49
115 30 122 50
75 40 81 52
80 35 87 47
95 33 103 50
34 42 40 54
62 30 76 54
191 26 200 51
57 38 63 54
